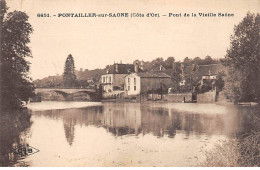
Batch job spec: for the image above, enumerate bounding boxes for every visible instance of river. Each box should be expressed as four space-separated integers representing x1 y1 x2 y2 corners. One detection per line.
1 101 260 167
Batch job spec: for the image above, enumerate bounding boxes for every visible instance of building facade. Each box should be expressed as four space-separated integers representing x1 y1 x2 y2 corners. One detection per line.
124 72 172 96
101 61 145 93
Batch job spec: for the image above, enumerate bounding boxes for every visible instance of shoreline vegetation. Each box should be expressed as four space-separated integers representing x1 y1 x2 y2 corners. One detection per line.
201 105 260 167
201 131 260 167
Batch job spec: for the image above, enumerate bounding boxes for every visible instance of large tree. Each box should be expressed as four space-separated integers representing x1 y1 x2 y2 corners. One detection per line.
0 0 35 111
223 12 260 102
63 54 76 88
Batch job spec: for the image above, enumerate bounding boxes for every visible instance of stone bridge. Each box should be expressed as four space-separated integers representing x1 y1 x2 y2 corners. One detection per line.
35 88 96 94
35 88 99 101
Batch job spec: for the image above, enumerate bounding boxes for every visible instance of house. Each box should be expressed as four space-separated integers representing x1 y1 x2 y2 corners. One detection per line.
192 64 225 86
152 65 166 71
101 60 144 93
124 72 171 96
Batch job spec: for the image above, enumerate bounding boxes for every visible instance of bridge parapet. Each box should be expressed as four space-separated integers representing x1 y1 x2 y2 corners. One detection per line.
35 88 96 94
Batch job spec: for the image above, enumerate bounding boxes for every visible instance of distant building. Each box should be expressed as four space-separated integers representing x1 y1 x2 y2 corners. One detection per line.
153 62 225 93
124 72 171 96
192 64 225 85
152 65 166 71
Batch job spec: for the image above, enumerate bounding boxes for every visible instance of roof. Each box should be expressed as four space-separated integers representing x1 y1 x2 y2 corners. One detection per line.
193 64 225 77
183 66 194 75
136 72 171 78
107 64 135 74
152 65 166 71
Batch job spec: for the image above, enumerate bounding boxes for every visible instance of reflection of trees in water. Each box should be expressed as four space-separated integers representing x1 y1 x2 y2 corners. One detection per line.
33 104 260 141
0 110 32 167
63 112 76 146
34 106 103 146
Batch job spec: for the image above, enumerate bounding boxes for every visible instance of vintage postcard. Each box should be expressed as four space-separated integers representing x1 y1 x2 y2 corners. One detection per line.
0 0 260 167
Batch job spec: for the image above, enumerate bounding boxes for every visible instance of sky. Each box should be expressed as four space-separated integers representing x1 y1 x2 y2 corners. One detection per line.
5 0 260 80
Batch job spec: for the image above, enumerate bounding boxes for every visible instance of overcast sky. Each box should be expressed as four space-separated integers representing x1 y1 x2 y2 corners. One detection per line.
6 0 260 79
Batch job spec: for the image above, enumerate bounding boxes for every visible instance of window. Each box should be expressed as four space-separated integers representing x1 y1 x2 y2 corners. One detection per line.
128 78 130 83
128 86 130 91
134 78 136 85
134 86 136 91
106 76 108 82
103 77 105 83
109 76 111 83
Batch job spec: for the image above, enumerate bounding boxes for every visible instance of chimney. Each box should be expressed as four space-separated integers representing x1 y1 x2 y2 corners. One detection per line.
115 64 119 73
133 60 139 73
139 60 144 71
134 65 138 73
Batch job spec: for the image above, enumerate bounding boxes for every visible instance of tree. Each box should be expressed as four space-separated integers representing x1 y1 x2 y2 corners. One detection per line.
63 54 77 88
0 0 35 111
183 57 192 65
203 55 214 65
165 57 175 69
223 12 260 102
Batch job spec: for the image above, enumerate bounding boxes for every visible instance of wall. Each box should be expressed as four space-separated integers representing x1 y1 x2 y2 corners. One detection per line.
124 74 141 96
167 93 192 103
101 74 113 92
114 74 128 88
101 74 127 92
140 77 171 94
102 91 125 99
103 84 113 92
197 91 216 103
101 74 113 84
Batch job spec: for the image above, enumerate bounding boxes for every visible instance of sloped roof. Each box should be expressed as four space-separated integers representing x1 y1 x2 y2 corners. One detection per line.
152 65 166 71
136 72 171 78
193 64 225 77
183 66 194 75
107 64 135 74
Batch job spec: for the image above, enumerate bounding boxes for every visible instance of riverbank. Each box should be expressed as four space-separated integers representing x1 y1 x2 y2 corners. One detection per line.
26 101 102 111
201 131 260 167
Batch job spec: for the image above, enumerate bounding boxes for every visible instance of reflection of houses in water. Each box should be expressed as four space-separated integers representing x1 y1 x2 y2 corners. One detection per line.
101 103 142 136
33 104 246 140
141 106 176 138
140 105 239 138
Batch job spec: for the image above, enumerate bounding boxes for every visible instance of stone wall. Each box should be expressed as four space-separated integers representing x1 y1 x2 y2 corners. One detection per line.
102 91 125 99
197 91 216 103
167 93 192 103
140 77 171 94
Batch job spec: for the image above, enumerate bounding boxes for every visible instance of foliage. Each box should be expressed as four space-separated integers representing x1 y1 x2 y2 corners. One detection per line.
0 109 32 166
215 71 225 92
183 55 220 66
201 130 260 167
63 54 77 88
223 12 260 103
0 0 35 111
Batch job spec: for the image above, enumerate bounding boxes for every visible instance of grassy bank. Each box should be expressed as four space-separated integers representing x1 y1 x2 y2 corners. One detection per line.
201 131 260 167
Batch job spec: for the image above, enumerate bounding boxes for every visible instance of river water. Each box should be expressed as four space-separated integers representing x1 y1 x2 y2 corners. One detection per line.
1 101 260 167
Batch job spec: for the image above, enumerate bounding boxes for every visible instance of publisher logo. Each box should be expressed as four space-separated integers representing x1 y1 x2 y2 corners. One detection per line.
13 144 39 157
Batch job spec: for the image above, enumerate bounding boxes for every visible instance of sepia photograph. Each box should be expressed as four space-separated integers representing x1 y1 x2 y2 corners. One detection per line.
0 0 260 167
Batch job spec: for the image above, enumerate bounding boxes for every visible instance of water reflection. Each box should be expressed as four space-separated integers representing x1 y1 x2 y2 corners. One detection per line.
1 103 260 166
0 110 32 166
32 103 259 146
